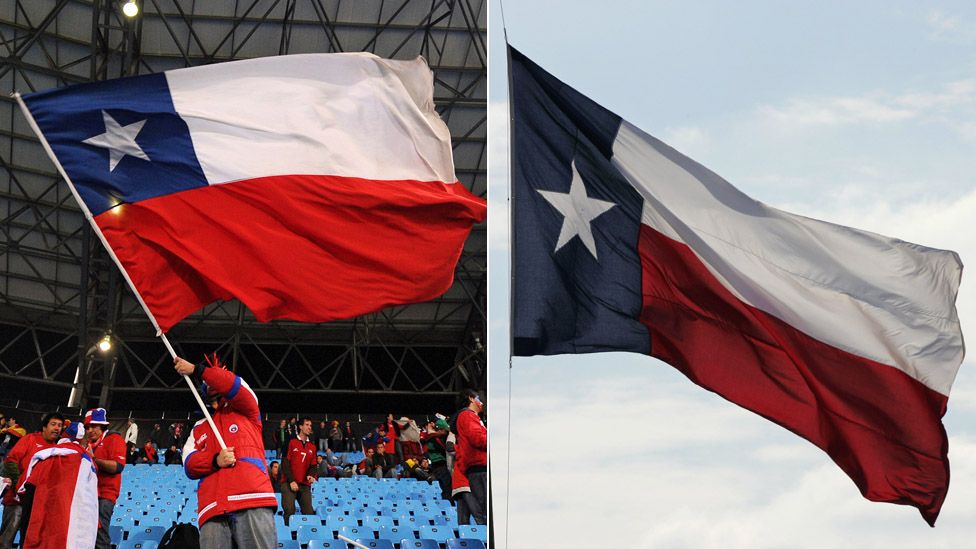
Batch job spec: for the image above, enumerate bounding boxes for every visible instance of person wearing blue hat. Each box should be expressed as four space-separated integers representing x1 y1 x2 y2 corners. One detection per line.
85 407 125 549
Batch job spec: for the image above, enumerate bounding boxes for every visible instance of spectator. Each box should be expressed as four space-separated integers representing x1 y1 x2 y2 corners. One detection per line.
423 418 451 499
383 414 399 459
316 421 329 454
269 461 281 493
124 418 138 446
282 417 317 525
343 421 357 452
362 425 384 451
142 441 158 464
373 443 397 479
328 420 343 452
286 417 298 440
0 417 26 459
168 422 185 449
149 423 165 451
0 412 63 549
397 417 425 475
451 389 487 525
322 449 353 479
126 442 140 465
164 445 183 466
176 354 276 549
357 447 382 479
273 419 288 460
85 407 126 549
16 421 97 548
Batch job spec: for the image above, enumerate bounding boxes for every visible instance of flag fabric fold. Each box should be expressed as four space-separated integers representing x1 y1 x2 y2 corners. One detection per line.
20 53 486 333
509 45 964 524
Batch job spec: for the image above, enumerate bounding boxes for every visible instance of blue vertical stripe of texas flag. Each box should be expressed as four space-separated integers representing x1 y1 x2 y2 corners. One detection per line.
510 46 650 356
23 72 208 216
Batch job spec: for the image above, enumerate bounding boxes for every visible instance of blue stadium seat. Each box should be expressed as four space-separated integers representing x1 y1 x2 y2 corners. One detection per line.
379 524 414 541
361 515 395 529
339 525 375 540
324 514 353 527
128 526 167 543
418 525 455 543
290 514 318 526
457 525 487 541
400 540 440 549
276 525 293 542
108 524 125 545
276 541 299 549
306 540 345 549
355 539 395 549
445 539 486 549
296 525 330 545
117 540 159 549
432 515 458 527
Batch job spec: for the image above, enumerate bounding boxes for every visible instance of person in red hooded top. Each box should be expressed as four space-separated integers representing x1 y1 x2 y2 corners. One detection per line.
84 407 125 549
175 354 276 549
0 412 62 549
451 389 487 525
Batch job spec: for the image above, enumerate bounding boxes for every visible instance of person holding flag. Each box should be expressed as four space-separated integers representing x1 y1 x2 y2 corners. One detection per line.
176 354 277 549
16 422 98 549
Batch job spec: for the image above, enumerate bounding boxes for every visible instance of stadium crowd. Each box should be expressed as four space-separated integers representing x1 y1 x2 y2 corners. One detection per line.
0 355 487 548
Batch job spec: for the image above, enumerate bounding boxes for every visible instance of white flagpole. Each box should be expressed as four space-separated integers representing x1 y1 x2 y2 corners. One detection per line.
337 535 370 549
14 92 227 450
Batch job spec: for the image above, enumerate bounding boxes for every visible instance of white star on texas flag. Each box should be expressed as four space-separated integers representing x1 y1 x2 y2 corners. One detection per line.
82 110 150 172
537 159 616 260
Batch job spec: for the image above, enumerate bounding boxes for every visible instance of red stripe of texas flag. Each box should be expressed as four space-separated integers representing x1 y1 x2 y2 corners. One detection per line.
637 224 949 525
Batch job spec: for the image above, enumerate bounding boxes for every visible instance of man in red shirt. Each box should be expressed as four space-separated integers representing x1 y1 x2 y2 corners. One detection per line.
452 389 487 525
282 417 318 525
85 407 126 549
176 354 276 549
0 412 62 549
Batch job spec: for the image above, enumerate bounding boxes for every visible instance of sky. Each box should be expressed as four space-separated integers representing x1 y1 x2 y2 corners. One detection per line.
487 1 976 547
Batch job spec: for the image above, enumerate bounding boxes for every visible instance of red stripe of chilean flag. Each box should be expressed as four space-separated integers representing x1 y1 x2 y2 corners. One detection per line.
510 46 963 525
19 53 486 333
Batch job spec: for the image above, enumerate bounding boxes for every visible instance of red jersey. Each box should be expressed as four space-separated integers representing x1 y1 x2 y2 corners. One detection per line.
2 432 55 506
183 366 276 525
284 437 318 486
90 431 126 503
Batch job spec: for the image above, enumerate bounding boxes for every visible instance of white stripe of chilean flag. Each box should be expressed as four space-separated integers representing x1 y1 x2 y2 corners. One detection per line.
20 53 486 333
510 46 964 525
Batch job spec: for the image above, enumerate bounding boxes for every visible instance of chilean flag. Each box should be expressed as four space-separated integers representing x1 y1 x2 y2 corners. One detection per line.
19 53 486 333
18 444 98 549
510 46 964 525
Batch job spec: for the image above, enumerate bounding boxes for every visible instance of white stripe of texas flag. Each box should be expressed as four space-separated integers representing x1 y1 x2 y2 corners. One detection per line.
611 120 963 396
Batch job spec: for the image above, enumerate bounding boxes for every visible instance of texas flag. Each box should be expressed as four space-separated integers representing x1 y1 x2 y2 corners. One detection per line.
510 46 964 524
19 53 486 333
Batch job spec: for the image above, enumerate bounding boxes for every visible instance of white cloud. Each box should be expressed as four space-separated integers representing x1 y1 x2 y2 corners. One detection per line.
924 10 976 43
752 79 976 141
